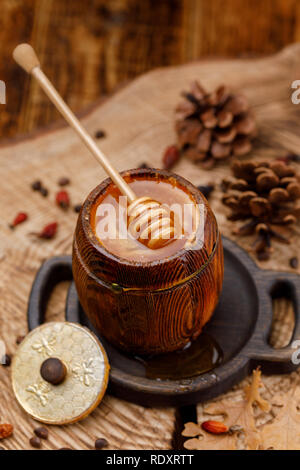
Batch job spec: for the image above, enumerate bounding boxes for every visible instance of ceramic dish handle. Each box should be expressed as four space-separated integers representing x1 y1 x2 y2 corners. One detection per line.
27 255 72 331
249 270 300 374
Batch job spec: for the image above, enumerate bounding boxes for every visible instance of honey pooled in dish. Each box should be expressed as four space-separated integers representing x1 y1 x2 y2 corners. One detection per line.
92 176 205 263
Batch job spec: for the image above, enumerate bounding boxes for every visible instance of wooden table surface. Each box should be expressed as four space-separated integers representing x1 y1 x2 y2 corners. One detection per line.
0 44 300 450
2 0 300 140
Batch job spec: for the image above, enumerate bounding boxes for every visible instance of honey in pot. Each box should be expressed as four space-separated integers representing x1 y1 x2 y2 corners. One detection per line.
93 175 202 262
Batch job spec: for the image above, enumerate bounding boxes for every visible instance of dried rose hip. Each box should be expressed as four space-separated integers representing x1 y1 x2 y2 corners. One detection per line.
39 222 57 239
162 145 180 170
56 190 70 209
276 153 300 164
9 212 28 229
31 222 58 240
0 424 13 440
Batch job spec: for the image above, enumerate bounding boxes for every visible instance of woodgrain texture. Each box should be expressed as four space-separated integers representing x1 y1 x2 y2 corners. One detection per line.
0 45 300 449
3 0 300 139
73 168 223 355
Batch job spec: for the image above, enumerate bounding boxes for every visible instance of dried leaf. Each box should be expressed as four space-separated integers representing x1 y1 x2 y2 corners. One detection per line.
204 398 259 450
261 387 300 450
184 437 204 450
184 433 236 450
245 368 270 413
182 422 202 437
182 368 270 450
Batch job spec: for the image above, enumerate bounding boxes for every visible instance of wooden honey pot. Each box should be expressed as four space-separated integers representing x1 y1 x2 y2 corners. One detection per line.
12 45 223 356
73 168 224 355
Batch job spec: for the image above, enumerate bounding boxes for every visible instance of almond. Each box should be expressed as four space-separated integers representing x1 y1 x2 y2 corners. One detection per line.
201 420 228 435
0 424 13 440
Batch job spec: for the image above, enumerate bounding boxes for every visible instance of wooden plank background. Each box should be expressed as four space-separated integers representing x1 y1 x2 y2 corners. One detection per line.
2 0 300 139
0 0 300 450
0 45 299 449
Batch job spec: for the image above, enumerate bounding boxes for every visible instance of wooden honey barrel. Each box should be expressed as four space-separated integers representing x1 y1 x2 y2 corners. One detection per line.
72 168 224 355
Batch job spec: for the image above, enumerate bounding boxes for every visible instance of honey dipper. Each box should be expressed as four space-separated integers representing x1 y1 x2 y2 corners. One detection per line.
13 44 176 249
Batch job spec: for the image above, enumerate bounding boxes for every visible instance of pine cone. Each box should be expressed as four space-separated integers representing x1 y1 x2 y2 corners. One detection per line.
222 159 300 260
175 81 256 169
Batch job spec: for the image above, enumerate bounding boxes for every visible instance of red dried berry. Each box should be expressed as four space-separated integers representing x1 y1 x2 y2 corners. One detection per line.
9 212 28 229
0 424 13 440
162 145 180 170
34 223 58 240
56 190 70 209
275 153 300 164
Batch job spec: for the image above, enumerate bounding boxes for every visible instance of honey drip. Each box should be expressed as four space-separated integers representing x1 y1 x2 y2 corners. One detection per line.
135 333 223 380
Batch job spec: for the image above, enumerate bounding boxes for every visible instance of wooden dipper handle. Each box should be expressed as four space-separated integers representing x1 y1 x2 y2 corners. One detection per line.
13 44 177 250
13 44 136 203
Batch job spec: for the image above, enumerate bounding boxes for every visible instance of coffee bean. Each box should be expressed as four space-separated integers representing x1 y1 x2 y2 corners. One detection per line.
197 184 214 199
95 438 108 450
31 180 42 191
95 130 106 139
16 335 25 345
58 177 70 187
34 427 48 440
138 163 150 169
1 354 11 367
40 187 49 197
30 436 41 449
290 257 299 269
257 251 270 261
73 204 82 213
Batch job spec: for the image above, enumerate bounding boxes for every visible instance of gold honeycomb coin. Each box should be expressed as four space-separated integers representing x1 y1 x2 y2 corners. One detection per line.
11 322 110 425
